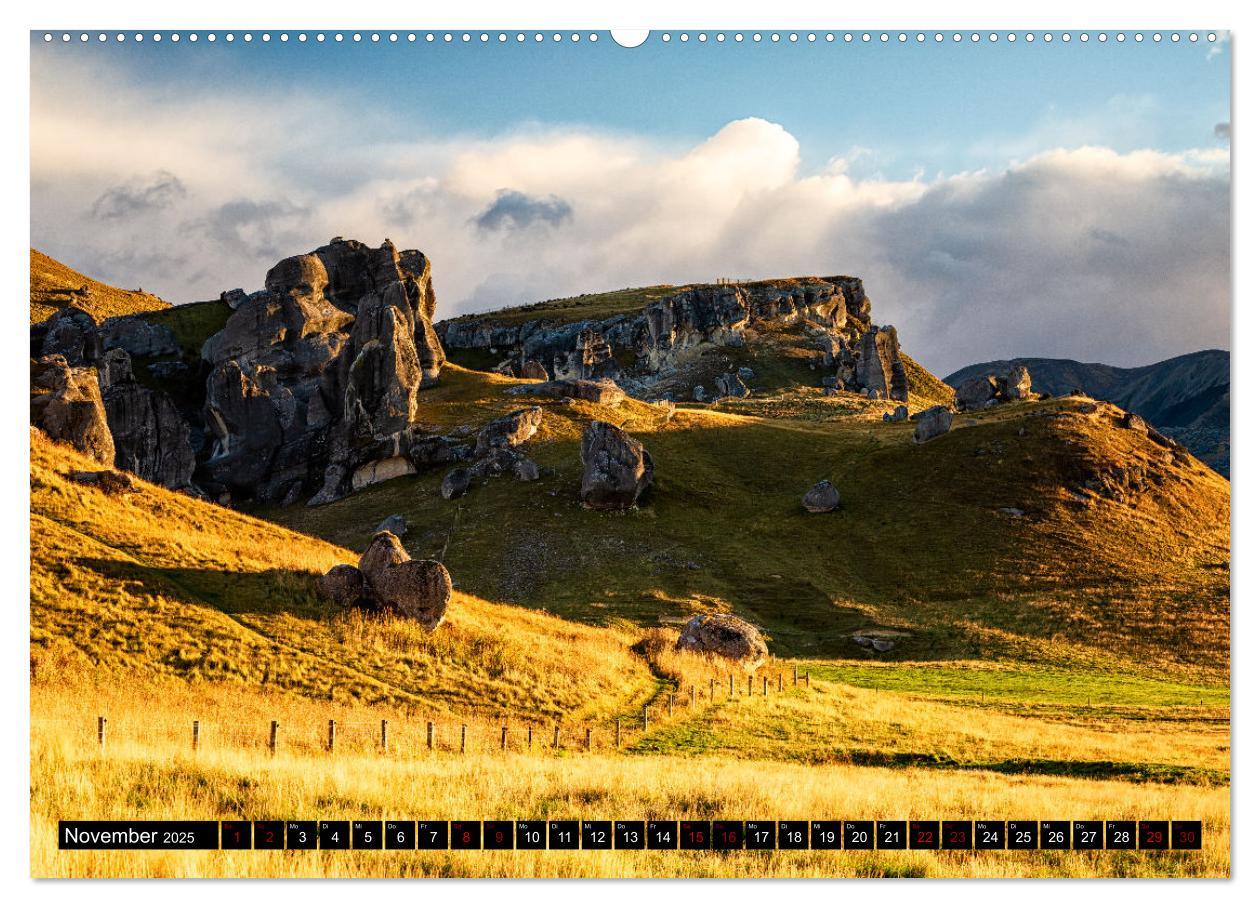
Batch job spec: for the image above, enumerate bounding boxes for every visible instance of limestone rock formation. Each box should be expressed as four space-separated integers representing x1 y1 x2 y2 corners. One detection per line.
198 238 448 504
883 405 909 423
40 307 101 365
913 405 953 443
955 365 1035 411
579 421 654 510
320 531 452 629
853 326 909 401
103 377 197 491
31 356 115 464
441 467 471 500
676 614 768 668
802 480 841 513
505 378 625 406
317 531 451 629
714 373 750 399
520 360 549 380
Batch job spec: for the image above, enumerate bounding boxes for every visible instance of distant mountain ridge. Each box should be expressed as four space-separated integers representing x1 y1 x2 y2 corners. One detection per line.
945 350 1230 477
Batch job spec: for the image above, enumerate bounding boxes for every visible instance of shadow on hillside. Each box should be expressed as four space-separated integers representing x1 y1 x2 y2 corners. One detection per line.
81 558 329 620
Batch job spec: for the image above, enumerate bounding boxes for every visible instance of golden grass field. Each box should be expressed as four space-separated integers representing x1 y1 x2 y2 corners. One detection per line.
29 266 1231 878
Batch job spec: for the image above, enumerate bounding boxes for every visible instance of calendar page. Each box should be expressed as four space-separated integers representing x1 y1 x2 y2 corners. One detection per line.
28 21 1231 881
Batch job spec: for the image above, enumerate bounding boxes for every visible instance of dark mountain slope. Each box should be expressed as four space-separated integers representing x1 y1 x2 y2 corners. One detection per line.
946 351 1229 476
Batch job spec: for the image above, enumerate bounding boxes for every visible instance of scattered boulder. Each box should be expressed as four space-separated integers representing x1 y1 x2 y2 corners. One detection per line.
736 366 755 381
676 614 768 668
955 376 999 411
693 385 707 402
1005 365 1033 401
319 531 451 629
579 421 654 510
802 480 841 513
913 406 953 444
440 467 471 500
474 407 543 456
513 458 540 482
375 514 408 537
99 316 179 358
40 307 100 365
1122 412 1148 433
31 356 115 464
883 405 909 423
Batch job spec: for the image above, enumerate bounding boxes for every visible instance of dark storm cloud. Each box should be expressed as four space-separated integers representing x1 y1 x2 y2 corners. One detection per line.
89 170 186 220
473 189 574 232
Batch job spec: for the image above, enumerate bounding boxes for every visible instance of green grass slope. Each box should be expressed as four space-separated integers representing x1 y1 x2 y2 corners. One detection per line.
269 366 1229 681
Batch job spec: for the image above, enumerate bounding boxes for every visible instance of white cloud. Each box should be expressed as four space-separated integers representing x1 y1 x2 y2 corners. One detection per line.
30 58 1230 375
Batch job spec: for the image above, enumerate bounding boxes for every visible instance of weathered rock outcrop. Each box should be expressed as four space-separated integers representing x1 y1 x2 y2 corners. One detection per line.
580 421 654 510
39 307 101 365
802 480 841 513
676 614 768 668
505 378 626 406
198 238 448 504
437 277 881 398
955 365 1034 411
103 371 197 491
316 531 452 629
31 356 115 464
474 407 543 456
851 326 909 402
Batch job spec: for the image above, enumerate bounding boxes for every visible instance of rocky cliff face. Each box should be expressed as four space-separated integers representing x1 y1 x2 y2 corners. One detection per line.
436 276 909 401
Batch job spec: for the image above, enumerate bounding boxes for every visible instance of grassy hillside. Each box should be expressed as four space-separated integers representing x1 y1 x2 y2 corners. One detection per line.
271 366 1229 679
30 248 170 323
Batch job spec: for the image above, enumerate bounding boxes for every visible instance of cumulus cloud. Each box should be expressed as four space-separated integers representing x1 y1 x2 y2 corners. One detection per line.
473 189 574 232
89 170 186 220
30 59 1230 375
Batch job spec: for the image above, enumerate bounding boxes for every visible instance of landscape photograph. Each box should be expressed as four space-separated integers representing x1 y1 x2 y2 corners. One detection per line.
28 28 1230 879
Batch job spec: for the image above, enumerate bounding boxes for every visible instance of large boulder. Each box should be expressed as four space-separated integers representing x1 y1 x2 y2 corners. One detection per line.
676 614 768 668
317 564 373 610
441 467 471 500
714 372 750 399
802 480 841 513
31 356 115 464
375 514 408 537
322 530 451 629
474 407 543 456
580 421 654 510
520 360 549 380
955 365 1036 411
1005 365 1033 401
913 405 953 443
99 316 179 358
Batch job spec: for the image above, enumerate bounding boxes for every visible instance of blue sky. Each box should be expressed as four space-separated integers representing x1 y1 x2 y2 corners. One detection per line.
30 32 1231 373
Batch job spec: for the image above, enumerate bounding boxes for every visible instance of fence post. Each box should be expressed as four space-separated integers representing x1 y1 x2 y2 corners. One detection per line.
643 706 649 731
553 725 560 749
729 674 734 697
269 720 278 755
793 665 799 686
97 716 106 752
501 726 508 750
460 724 467 754
709 679 715 701
668 693 674 717
585 728 592 751
615 718 621 749
778 673 783 692
192 720 200 752
763 677 768 697
528 726 533 750
327 719 336 752
805 671 810 688
380 719 388 753
427 721 434 750
690 684 696 706
748 675 753 696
